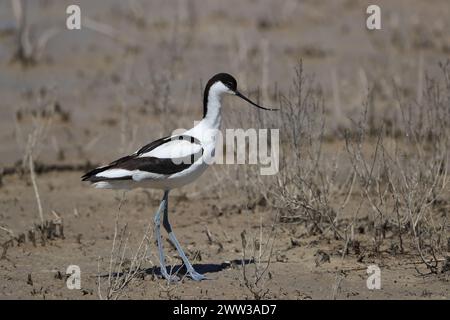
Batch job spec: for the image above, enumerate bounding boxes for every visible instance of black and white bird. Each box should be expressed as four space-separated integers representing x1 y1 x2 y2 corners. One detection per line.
82 73 276 281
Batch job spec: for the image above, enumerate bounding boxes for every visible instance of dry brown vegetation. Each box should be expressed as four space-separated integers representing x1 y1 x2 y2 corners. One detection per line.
264 61 449 275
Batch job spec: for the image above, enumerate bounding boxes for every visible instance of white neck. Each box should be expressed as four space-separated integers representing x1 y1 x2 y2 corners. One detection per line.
186 82 228 143
199 81 229 130
202 88 222 130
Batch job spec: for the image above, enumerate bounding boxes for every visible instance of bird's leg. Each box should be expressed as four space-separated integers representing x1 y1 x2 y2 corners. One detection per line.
154 191 178 282
162 192 206 281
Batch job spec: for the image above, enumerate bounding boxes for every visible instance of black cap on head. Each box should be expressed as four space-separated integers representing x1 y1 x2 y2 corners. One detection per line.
208 73 237 91
203 73 237 117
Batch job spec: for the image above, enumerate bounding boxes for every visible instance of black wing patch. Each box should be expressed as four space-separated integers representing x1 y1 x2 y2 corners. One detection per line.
135 136 172 155
81 135 203 182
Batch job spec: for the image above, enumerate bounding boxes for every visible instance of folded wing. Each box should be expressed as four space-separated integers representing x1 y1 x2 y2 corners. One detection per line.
81 135 203 183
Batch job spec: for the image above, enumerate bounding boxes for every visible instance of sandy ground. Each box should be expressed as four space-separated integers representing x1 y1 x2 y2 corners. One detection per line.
0 0 449 299
1 172 448 299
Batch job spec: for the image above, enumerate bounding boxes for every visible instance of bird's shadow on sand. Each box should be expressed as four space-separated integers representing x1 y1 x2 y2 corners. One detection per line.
149 259 254 279
99 259 253 280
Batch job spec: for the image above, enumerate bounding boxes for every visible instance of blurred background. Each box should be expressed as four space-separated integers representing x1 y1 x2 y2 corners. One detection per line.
0 0 449 166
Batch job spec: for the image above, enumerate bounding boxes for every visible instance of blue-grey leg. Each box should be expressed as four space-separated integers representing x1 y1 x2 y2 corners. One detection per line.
154 191 178 282
162 191 206 281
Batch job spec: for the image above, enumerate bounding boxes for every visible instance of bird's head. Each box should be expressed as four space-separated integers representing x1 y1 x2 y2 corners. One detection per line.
204 73 278 113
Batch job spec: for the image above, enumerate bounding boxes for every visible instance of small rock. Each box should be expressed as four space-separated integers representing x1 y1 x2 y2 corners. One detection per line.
314 250 330 267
